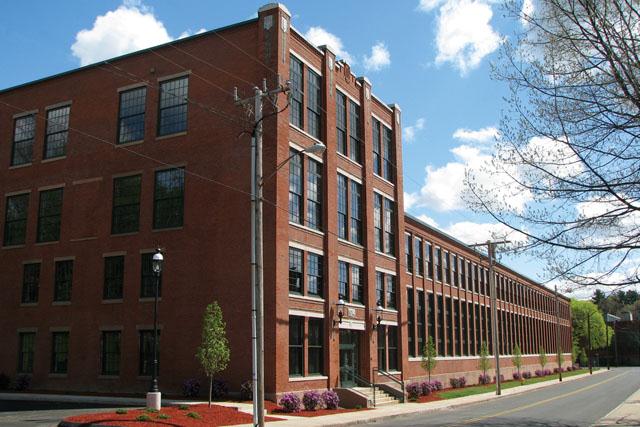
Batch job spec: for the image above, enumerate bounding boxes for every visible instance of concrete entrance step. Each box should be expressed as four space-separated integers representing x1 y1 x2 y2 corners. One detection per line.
351 386 400 406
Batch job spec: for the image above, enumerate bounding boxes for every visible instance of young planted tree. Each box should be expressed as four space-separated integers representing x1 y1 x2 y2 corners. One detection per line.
421 336 438 382
512 344 523 383
539 346 547 371
479 342 491 377
196 302 230 407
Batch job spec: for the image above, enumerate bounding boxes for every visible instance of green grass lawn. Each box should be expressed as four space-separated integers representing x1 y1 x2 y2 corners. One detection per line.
437 369 593 399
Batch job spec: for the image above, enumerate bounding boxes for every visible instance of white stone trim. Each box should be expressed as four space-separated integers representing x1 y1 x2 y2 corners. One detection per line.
337 167 362 184
380 319 398 326
337 255 364 267
289 375 328 382
339 319 365 330
289 241 324 255
371 112 392 130
373 188 394 202
289 309 324 319
157 70 191 82
375 266 397 276
336 85 360 105
289 49 323 76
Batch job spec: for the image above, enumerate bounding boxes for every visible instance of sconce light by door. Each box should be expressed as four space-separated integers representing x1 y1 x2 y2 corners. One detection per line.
334 299 346 326
373 303 383 330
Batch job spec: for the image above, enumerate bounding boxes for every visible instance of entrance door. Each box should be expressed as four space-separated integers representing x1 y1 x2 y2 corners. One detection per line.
339 330 360 387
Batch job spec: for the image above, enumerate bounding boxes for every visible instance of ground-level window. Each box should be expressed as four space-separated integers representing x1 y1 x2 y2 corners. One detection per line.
101 331 121 376
50 332 69 374
139 330 160 376
288 316 304 377
377 325 398 372
17 332 35 373
308 319 323 375
289 316 324 377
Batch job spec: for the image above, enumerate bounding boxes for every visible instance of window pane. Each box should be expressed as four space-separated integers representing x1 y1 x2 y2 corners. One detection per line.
377 327 386 371
18 332 35 373
21 263 40 304
385 275 396 309
118 87 146 143
288 149 302 224
11 115 35 166
158 77 188 136
308 318 323 375
44 106 70 159
289 56 303 128
307 69 322 139
101 331 121 375
351 266 363 303
139 330 160 376
336 92 347 155
141 253 160 298
112 175 141 234
349 181 362 244
372 119 381 175
338 261 348 301
289 247 303 294
288 317 303 376
37 188 63 242
306 158 322 230
348 101 361 163
337 174 348 239
104 256 124 300
54 260 73 302
4 193 29 246
153 168 184 229
383 198 395 256
388 326 398 371
51 332 69 374
374 194 382 252
307 253 323 297
382 125 394 182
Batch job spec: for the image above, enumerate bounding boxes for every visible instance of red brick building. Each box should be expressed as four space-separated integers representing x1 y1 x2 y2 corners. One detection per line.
0 3 571 401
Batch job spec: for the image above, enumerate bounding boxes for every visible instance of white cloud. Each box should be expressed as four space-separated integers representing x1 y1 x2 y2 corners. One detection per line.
304 26 354 64
520 0 534 26
417 214 440 228
404 192 419 210
178 28 207 39
71 2 174 66
453 126 498 143
363 42 391 71
417 0 446 12
403 118 426 143
444 221 527 245
432 0 503 75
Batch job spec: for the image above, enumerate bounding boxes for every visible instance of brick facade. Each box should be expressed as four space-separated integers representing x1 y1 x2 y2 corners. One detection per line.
0 3 571 398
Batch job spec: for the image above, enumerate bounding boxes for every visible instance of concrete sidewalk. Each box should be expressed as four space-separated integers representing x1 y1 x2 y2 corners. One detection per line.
593 387 640 426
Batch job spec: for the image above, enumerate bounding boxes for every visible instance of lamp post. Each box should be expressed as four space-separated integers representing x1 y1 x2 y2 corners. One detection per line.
146 248 163 410
586 310 594 375
605 313 621 370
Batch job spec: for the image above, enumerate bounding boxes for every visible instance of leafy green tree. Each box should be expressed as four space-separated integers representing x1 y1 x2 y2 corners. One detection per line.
571 299 614 361
591 290 606 309
421 336 438 382
479 342 491 376
196 302 230 407
538 346 547 371
512 344 523 383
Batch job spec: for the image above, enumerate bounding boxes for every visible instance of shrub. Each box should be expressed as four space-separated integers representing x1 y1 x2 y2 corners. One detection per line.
145 408 159 413
513 372 522 381
420 381 432 396
178 404 189 410
553 367 564 374
535 369 544 377
478 374 491 385
14 374 30 392
211 379 228 399
433 380 443 391
186 412 201 419
544 369 552 376
322 390 339 409
158 413 170 420
0 373 10 390
279 393 301 413
493 374 505 384
136 415 152 422
182 378 201 398
302 390 322 411
240 380 253 401
450 377 466 388
406 383 421 401
523 371 532 379
115 409 128 415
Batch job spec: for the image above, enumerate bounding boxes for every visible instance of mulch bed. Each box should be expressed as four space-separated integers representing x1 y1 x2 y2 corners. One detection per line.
264 400 370 417
415 394 443 403
61 404 283 427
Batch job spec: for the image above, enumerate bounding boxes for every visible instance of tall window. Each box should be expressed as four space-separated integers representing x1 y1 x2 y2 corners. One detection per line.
377 327 386 371
405 234 413 273
382 126 394 182
157 76 188 136
376 272 384 306
351 265 363 303
426 242 433 279
348 101 361 163
445 296 453 356
338 261 348 300
153 168 184 229
111 175 141 234
53 260 73 302
415 237 424 276
388 326 398 371
289 316 303 376
289 56 303 128
37 188 63 243
18 332 35 373
4 193 29 246
101 331 121 376
350 181 362 244
306 158 322 230
437 296 444 355
453 301 460 356
452 254 458 287
141 253 160 298
44 105 70 159
289 149 302 224
444 251 451 284
417 290 426 353
289 247 303 294
428 292 435 344
385 275 396 309
435 247 442 281
307 253 323 297
50 332 69 374
11 114 35 166
383 198 395 256
337 174 348 239
407 289 415 357
139 330 160 376
308 318 323 375
21 263 40 304
373 118 382 175
374 193 383 251
118 86 146 143
103 256 124 300
307 70 322 139
336 92 347 155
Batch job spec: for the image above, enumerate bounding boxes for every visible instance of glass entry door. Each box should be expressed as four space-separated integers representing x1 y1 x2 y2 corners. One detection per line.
339 330 360 387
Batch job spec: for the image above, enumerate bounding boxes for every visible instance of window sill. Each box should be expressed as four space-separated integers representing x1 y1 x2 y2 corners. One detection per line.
289 375 328 382
289 294 325 303
48 373 68 378
288 222 324 236
52 301 71 306
98 375 120 380
70 236 97 242
336 152 363 168
111 231 139 237
20 303 38 307
373 173 395 187
102 299 123 304
2 244 25 250
156 131 187 141
289 123 324 146
139 297 162 302
375 251 397 261
345 302 365 308
337 238 364 250
9 163 32 170
42 156 66 164
117 139 144 147
381 307 398 314
35 241 59 246
152 226 183 232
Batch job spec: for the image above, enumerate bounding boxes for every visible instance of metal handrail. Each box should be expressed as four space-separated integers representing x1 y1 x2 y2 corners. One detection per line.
372 367 406 403
339 366 375 406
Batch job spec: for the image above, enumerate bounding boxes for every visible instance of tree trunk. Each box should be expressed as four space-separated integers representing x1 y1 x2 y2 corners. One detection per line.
208 376 212 408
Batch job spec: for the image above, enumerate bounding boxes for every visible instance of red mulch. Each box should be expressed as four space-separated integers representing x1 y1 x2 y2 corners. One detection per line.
416 394 443 403
263 399 369 417
62 404 283 426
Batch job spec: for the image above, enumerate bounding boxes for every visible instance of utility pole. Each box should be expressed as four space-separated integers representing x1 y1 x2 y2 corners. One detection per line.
470 239 510 396
235 78 289 427
587 313 593 375
554 285 562 381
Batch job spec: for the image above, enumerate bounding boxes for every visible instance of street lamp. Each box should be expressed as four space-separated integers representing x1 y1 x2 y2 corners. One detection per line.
585 309 597 375
250 140 326 427
373 304 383 330
147 248 163 410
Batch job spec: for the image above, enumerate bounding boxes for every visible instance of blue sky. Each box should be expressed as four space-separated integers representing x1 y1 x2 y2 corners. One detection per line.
1 1 558 293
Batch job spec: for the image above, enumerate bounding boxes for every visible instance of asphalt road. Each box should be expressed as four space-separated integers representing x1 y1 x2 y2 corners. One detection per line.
0 400 132 427
370 367 640 427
